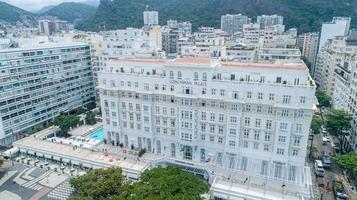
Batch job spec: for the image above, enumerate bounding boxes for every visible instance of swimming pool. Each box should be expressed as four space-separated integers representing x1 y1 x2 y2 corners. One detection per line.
90 128 104 141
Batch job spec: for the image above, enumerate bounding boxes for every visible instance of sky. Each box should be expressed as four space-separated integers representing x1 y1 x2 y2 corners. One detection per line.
3 0 99 11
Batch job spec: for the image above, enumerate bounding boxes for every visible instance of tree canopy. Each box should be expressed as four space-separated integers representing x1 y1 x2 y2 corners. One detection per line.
325 109 352 153
69 167 126 200
334 152 357 174
316 90 332 108
70 166 209 200
53 114 80 134
311 114 322 135
85 111 96 125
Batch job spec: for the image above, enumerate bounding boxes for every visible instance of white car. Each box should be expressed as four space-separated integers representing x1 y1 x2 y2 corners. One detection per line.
322 136 331 143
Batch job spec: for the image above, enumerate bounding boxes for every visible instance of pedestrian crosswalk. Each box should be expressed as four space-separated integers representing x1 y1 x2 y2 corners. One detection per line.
47 181 74 200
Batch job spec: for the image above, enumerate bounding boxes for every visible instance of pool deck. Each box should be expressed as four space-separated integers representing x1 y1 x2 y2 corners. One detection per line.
68 123 102 137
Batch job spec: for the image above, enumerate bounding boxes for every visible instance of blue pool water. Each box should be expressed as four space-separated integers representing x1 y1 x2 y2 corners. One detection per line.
90 128 104 141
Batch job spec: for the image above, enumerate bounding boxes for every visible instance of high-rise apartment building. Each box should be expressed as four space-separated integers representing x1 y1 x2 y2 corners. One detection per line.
143 11 159 26
98 58 316 199
38 19 57 35
315 36 346 96
318 17 351 52
0 43 95 146
221 14 250 35
298 32 319 73
257 15 284 30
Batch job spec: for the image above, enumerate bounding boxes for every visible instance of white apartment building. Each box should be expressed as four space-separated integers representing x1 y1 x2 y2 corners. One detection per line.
143 11 159 26
0 43 95 146
298 32 319 74
257 15 284 30
258 48 301 63
318 17 351 52
98 58 316 199
101 28 161 59
332 32 357 151
315 36 346 96
221 14 250 35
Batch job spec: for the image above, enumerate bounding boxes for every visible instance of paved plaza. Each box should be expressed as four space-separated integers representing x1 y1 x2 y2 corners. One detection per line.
0 162 75 200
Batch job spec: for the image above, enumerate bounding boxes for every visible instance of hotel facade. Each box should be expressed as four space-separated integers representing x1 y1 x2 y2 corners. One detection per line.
98 58 316 199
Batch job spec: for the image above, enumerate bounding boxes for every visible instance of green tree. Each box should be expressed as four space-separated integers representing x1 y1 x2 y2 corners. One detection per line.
316 90 332 108
85 111 96 125
325 109 352 153
311 114 322 135
69 166 209 200
69 167 125 200
53 114 80 134
115 166 209 200
0 159 3 167
334 152 357 174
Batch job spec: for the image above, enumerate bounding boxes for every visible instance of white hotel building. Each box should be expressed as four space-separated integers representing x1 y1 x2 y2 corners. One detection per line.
98 58 316 199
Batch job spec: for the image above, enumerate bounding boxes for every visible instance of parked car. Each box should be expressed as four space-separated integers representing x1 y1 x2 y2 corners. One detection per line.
322 155 331 168
333 180 349 200
314 160 325 177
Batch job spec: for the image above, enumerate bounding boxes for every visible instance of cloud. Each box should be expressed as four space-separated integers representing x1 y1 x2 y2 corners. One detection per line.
3 0 98 11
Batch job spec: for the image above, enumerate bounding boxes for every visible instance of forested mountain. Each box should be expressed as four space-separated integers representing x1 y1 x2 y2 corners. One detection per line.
0 1 35 24
76 0 357 32
0 1 96 25
42 2 96 23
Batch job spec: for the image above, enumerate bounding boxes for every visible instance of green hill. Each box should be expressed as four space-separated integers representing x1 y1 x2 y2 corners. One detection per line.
76 0 357 32
42 2 96 23
0 1 35 24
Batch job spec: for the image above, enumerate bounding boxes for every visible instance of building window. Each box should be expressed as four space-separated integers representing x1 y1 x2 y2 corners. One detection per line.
258 92 263 100
264 144 269 151
264 132 271 141
300 96 306 104
211 89 216 95
202 88 206 94
220 89 225 96
296 124 302 133
253 142 259 149
277 148 285 155
280 123 288 130
268 107 273 114
201 112 206 120
218 137 223 143
230 116 237 123
245 104 251 112
218 126 224 134
257 106 262 113
178 71 182 79
244 129 249 138
244 117 250 126
255 119 261 128
210 135 215 142
210 125 215 133
266 120 272 129
281 109 289 117
246 92 252 99
282 95 291 104
210 113 215 121
278 136 286 143
219 114 224 122
229 140 236 147
201 134 205 141
267 93 274 101
294 136 301 146
233 91 239 99
243 141 248 148
230 129 236 135
292 149 299 156
297 110 304 118
194 72 198 81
